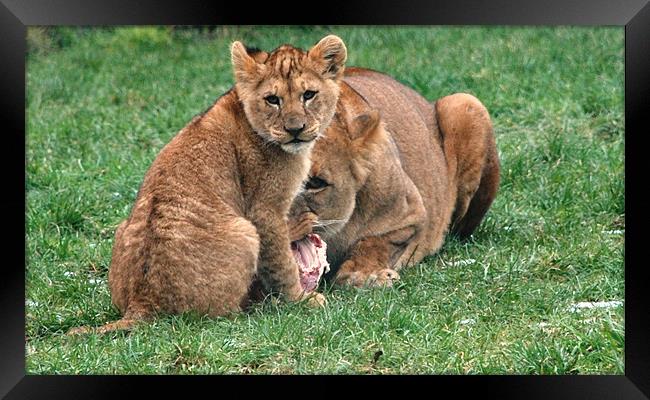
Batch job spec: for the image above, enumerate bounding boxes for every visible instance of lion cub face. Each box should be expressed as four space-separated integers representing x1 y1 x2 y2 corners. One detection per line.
231 35 347 154
292 110 389 237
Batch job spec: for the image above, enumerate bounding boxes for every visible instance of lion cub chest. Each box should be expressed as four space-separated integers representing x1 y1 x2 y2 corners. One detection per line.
238 141 311 216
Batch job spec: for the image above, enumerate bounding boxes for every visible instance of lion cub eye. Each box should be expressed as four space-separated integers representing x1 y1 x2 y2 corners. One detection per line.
265 95 281 106
305 176 329 191
303 90 317 101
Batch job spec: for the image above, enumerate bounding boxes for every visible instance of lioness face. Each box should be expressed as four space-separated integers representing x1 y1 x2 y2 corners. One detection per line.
231 36 347 154
291 111 388 239
296 150 358 238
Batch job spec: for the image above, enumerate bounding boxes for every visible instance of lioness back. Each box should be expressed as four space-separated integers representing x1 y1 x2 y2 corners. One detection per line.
343 67 453 255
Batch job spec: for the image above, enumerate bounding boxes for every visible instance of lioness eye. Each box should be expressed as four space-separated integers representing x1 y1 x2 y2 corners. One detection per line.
303 90 317 101
265 95 280 105
305 176 329 190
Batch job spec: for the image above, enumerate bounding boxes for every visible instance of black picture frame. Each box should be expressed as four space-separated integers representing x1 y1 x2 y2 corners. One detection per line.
4 0 648 398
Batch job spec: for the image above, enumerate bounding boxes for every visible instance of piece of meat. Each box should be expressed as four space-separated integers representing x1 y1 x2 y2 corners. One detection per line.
291 233 330 292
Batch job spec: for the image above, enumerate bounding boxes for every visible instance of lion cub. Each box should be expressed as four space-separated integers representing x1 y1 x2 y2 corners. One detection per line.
68 35 348 335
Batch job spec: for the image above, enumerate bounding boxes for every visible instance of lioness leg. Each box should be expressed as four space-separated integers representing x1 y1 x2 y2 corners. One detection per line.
435 93 499 239
453 136 500 238
334 226 419 288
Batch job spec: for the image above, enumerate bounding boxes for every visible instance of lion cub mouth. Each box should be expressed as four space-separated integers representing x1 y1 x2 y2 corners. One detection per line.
280 139 315 154
291 233 330 292
287 138 309 144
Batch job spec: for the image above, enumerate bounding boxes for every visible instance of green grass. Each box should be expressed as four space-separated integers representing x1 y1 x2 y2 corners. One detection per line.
26 26 624 374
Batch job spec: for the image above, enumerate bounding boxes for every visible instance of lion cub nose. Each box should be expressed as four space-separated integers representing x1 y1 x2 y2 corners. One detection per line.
284 125 306 138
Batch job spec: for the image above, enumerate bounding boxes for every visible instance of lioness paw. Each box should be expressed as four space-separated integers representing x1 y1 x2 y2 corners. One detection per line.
369 268 401 287
335 262 400 288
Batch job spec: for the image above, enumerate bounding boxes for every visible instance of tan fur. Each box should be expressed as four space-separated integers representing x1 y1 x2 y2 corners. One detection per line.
289 67 500 288
68 35 348 335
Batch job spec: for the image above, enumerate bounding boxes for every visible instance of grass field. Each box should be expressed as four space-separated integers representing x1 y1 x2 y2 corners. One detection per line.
26 26 624 374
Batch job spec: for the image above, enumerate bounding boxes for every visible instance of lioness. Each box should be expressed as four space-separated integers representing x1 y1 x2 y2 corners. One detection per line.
289 67 500 288
68 35 347 334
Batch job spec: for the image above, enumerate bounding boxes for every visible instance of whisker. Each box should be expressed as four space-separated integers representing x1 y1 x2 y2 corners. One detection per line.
314 219 346 227
320 223 338 237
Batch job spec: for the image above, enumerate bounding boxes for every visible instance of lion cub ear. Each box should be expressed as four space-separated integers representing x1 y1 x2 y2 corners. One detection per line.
307 35 347 79
231 41 265 84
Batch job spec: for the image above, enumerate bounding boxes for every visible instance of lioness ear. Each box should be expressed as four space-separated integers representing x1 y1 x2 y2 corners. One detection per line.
307 35 347 79
350 110 389 181
350 109 381 141
231 41 263 84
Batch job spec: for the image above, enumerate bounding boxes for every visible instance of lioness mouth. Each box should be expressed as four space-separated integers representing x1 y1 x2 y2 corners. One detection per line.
291 233 330 292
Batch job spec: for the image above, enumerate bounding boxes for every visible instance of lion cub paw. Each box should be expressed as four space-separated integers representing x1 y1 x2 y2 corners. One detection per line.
305 292 327 308
288 211 318 242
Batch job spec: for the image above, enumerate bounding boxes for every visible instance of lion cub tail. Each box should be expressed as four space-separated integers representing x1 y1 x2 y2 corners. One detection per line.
66 307 149 336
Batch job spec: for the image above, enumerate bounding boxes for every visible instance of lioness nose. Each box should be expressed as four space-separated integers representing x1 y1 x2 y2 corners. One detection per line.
284 125 306 138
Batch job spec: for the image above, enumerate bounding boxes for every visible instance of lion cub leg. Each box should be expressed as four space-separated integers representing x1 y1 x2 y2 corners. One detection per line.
127 214 262 319
253 209 326 307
